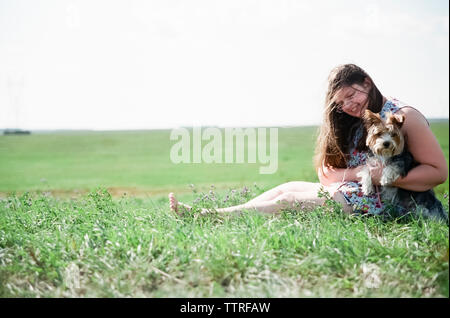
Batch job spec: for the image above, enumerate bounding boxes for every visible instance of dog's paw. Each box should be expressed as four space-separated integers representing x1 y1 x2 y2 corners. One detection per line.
357 168 374 195
356 169 370 181
380 177 390 186
380 174 398 186
361 183 374 195
380 166 400 186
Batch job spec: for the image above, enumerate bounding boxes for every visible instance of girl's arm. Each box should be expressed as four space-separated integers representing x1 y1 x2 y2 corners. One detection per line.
370 107 448 191
318 164 364 186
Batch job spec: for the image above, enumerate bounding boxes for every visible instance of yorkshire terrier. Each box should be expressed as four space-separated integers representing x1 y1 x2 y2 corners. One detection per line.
357 109 448 222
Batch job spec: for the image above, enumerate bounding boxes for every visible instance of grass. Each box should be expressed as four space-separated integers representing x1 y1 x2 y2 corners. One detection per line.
0 187 448 297
0 127 320 194
0 123 448 297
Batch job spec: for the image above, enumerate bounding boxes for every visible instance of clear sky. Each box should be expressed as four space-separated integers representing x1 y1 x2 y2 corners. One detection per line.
0 0 448 130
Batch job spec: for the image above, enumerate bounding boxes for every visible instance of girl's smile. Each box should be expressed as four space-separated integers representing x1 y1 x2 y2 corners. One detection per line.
333 84 370 118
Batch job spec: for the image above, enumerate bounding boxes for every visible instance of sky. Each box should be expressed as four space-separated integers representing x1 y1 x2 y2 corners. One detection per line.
0 0 448 130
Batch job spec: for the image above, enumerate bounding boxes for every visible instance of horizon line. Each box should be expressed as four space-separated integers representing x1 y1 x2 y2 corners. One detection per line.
1 117 449 134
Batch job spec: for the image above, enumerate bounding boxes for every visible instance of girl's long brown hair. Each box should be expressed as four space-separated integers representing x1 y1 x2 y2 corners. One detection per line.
314 64 384 170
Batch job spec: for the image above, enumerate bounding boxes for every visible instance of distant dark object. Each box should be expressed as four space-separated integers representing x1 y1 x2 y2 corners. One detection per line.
3 129 31 135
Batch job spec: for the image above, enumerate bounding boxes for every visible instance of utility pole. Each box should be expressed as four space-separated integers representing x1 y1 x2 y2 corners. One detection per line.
4 73 30 135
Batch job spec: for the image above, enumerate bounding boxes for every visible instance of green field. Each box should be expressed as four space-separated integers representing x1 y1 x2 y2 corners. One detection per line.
0 127 322 201
1 124 448 199
0 123 448 297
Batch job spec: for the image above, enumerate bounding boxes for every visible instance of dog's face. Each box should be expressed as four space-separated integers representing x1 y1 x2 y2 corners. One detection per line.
363 110 405 158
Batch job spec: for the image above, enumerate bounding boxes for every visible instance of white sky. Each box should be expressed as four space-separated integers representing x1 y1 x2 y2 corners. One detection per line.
0 0 448 130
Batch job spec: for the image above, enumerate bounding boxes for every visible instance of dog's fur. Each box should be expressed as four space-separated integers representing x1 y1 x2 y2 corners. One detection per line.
357 110 448 223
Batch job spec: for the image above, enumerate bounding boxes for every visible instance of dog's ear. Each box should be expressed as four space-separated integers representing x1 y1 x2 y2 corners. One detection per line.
362 109 382 128
386 112 405 129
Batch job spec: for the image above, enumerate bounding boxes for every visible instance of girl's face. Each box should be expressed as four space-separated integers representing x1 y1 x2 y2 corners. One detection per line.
333 79 371 118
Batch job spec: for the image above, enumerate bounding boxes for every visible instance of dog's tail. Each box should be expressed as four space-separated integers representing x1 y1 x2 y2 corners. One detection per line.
398 189 449 225
416 195 448 225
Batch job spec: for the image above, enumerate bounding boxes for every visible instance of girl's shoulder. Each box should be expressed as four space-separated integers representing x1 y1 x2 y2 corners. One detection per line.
380 97 406 118
381 97 429 126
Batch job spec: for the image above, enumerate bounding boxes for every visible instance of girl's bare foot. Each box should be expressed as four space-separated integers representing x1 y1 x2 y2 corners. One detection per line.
168 192 192 216
169 192 214 216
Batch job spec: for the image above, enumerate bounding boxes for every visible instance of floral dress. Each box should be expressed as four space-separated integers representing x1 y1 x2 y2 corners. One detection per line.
337 97 408 215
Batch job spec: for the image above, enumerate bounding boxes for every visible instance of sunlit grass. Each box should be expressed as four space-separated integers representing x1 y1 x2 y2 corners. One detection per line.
0 187 448 297
0 123 448 297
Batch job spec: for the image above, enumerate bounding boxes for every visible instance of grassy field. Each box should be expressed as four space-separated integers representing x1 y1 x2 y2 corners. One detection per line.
0 127 322 196
0 123 448 297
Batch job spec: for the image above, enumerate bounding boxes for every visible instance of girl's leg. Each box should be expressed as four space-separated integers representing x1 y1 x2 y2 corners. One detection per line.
245 181 323 205
215 190 326 215
169 189 327 216
331 191 353 214
169 183 353 216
